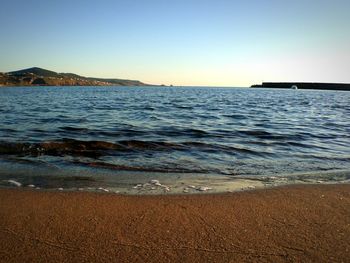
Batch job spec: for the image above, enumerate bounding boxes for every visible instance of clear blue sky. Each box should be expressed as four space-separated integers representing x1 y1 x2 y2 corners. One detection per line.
1 0 349 86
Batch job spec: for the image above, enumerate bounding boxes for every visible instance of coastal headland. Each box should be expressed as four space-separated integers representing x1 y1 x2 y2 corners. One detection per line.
0 67 150 87
0 184 349 262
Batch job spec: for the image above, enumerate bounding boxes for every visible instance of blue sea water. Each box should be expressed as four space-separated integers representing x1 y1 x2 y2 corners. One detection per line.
0 86 349 193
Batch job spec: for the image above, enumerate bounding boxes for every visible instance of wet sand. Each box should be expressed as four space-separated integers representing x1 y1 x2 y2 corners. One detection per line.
0 184 349 262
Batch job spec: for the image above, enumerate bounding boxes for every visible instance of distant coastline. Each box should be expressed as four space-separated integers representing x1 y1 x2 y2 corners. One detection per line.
251 82 350 91
0 67 152 87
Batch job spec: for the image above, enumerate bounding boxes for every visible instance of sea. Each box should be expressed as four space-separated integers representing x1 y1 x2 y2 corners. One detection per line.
0 86 349 194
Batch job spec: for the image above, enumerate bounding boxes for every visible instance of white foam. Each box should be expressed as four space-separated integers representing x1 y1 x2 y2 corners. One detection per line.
97 187 109 192
130 180 172 193
6 180 22 187
197 186 212 192
133 184 142 189
150 179 160 185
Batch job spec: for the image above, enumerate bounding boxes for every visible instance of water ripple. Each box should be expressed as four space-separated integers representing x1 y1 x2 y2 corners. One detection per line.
0 86 349 178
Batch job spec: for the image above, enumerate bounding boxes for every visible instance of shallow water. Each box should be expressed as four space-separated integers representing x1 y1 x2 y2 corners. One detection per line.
0 86 349 193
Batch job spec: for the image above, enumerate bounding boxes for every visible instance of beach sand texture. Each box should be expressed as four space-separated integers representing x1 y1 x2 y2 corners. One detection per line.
0 184 349 262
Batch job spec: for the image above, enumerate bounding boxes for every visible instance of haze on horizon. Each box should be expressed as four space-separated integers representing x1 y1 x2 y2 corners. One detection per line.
1 0 349 87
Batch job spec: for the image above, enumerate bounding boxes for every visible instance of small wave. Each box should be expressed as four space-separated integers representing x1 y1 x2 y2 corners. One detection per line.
0 139 185 157
175 105 194 109
237 130 306 141
76 161 209 174
96 129 147 137
0 140 122 158
295 153 350 162
0 139 270 159
156 128 209 138
223 114 247 120
0 128 17 133
180 142 266 156
118 140 183 150
59 126 90 132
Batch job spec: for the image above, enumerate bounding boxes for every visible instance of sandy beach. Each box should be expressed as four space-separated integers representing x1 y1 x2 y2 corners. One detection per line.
0 184 349 263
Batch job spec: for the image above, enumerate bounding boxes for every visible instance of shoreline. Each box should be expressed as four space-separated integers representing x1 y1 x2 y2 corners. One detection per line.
2 168 349 195
1 184 349 262
1 180 349 196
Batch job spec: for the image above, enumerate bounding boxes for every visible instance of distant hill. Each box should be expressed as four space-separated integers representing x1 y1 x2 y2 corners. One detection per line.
0 67 151 87
251 82 350 91
8 67 60 78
